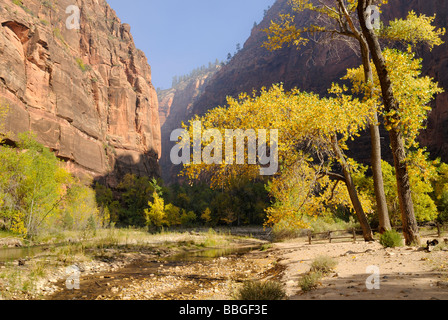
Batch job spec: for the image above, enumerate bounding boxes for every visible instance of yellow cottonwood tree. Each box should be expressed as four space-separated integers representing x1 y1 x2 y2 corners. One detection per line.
380 11 446 50
144 192 167 229
357 0 445 244
345 48 443 227
265 153 373 229
181 84 375 240
264 0 393 233
344 48 444 151
264 0 445 243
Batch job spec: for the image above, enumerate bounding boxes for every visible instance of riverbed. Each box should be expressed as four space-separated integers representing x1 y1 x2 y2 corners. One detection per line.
50 243 279 300
0 229 280 300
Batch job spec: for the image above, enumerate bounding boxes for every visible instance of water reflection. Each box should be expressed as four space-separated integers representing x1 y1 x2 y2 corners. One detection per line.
0 245 48 263
164 245 262 262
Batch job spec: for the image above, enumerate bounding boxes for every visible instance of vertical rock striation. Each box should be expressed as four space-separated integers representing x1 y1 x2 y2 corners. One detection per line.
0 0 161 185
157 69 220 183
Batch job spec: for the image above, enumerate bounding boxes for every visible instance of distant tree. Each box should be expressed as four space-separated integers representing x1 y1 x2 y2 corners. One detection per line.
180 210 197 226
149 177 163 197
226 53 232 63
144 192 167 231
201 207 212 225
172 75 178 87
236 43 241 53
165 203 181 226
432 163 448 223
263 5 271 17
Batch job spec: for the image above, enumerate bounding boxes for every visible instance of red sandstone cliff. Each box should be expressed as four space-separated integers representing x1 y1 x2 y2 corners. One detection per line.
0 0 161 184
158 68 220 182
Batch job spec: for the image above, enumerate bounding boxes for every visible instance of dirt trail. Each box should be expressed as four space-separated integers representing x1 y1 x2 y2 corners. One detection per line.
273 237 448 300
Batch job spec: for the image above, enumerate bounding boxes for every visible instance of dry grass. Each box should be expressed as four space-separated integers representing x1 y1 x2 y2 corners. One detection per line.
233 280 287 300
0 227 243 299
298 255 338 293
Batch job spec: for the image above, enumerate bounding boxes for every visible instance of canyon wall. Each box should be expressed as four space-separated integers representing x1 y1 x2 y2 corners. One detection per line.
0 0 161 185
158 68 220 182
160 0 448 183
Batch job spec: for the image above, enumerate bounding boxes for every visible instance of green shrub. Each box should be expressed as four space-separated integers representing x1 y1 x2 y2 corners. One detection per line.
298 272 322 293
270 220 305 242
298 256 338 293
75 58 91 73
86 215 97 237
12 0 23 7
234 281 286 300
310 256 338 275
379 230 403 248
180 210 197 226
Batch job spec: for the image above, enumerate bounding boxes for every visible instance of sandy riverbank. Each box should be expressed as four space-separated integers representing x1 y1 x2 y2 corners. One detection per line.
273 237 448 300
2 230 446 301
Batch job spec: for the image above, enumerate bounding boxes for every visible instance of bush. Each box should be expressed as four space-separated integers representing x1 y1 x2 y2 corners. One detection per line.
270 220 307 242
310 256 338 275
298 272 322 293
165 204 181 226
298 256 338 293
180 210 197 226
379 230 403 248
234 281 286 300
62 183 101 232
144 192 166 229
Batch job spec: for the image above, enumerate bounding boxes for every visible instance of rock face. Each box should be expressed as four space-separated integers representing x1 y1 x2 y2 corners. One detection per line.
160 0 448 183
400 0 448 159
158 69 220 183
0 0 161 185
191 0 367 117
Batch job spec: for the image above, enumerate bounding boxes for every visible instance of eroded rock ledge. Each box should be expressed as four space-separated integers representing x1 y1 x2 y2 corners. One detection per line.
0 0 161 184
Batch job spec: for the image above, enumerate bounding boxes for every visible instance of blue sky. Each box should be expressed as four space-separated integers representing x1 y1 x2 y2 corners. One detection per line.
107 0 276 90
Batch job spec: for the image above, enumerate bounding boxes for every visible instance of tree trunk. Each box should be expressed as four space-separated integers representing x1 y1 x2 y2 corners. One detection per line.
331 136 374 242
369 119 391 233
388 129 420 244
357 0 420 245
359 38 391 233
